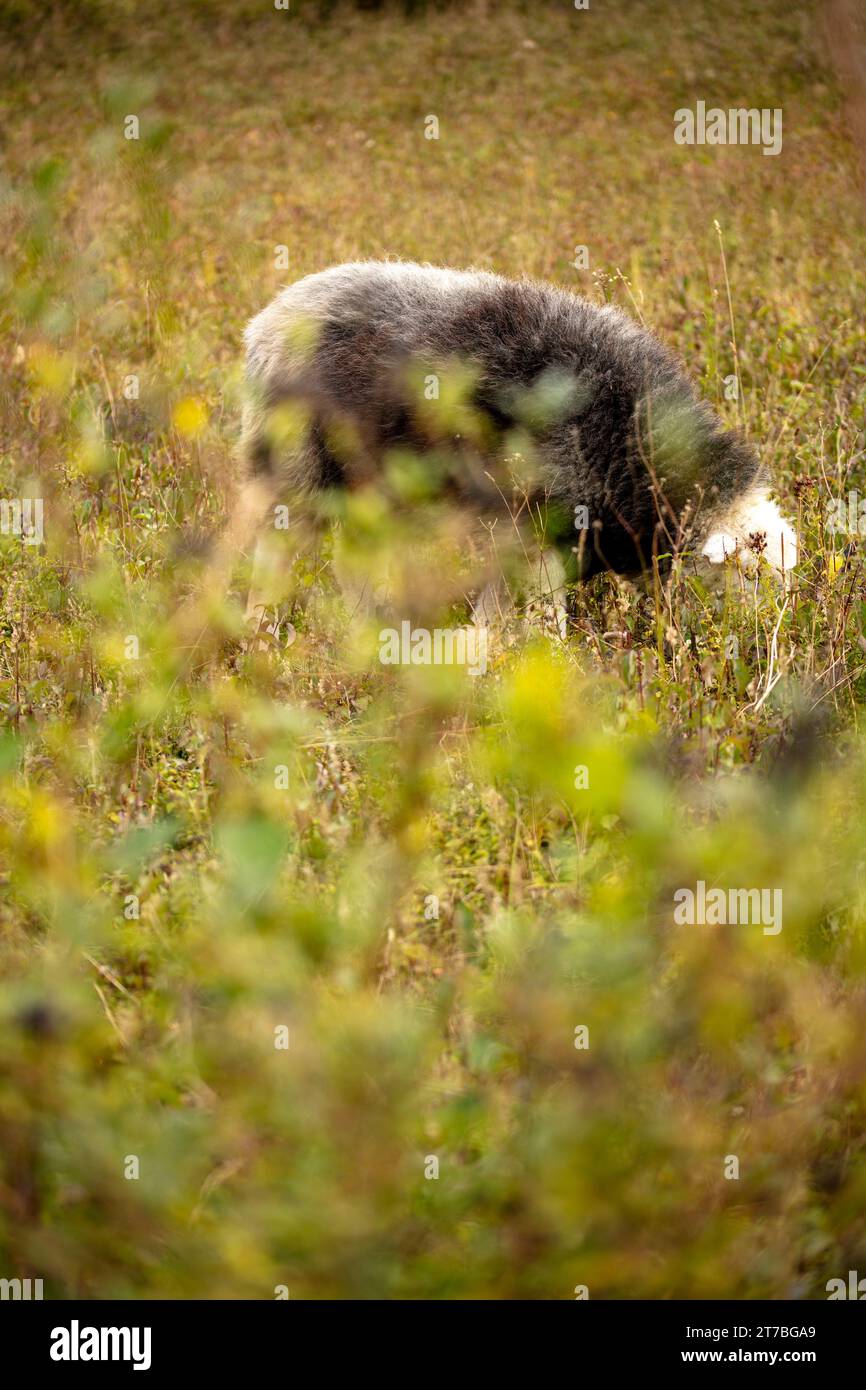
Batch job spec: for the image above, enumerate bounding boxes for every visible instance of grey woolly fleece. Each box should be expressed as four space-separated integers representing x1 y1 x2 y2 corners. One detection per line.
242 260 764 578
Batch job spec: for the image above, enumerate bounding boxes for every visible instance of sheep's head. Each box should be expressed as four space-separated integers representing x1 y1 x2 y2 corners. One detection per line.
699 484 798 585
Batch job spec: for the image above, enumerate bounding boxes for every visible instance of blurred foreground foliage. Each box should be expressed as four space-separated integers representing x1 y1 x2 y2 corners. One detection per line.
2 0 866 1298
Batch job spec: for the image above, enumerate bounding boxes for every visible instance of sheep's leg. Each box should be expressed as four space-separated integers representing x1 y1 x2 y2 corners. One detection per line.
241 487 319 651
471 578 508 629
528 548 568 640
470 547 568 640
245 532 288 648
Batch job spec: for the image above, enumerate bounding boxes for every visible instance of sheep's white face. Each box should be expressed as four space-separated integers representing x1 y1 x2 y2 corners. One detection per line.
700 485 798 584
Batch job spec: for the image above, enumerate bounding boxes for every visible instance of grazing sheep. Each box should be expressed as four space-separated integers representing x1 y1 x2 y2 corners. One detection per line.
239 260 797 631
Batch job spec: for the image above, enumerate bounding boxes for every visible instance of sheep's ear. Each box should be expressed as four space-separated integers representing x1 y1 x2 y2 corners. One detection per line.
701 531 737 564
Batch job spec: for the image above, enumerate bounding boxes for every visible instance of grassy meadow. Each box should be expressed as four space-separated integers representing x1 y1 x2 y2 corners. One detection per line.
2 0 866 1299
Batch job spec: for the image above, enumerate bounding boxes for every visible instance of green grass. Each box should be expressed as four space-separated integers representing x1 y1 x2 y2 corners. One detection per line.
2 0 866 1299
